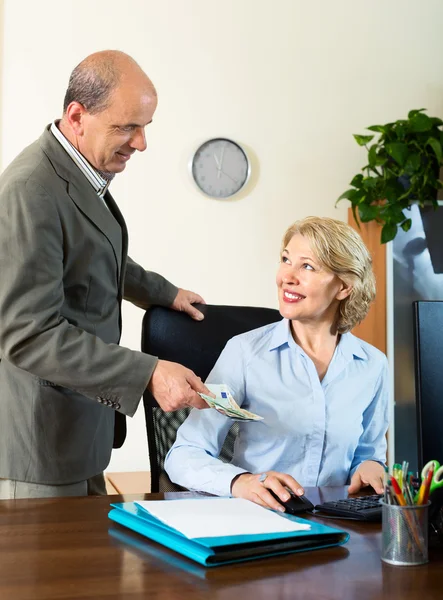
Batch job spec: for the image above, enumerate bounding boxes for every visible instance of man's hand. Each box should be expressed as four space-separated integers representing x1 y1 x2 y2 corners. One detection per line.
148 359 214 411
171 288 206 321
231 471 305 512
348 460 385 495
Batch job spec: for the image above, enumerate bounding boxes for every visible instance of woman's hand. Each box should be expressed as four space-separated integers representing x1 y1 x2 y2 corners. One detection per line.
231 471 304 512
348 460 385 495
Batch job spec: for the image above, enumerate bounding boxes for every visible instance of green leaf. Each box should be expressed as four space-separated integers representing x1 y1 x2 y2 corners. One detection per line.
353 134 374 146
362 177 378 190
410 112 433 132
358 204 379 222
409 139 426 153
386 142 408 166
401 218 412 232
336 188 366 207
381 223 398 244
385 179 406 203
362 164 383 178
374 152 388 167
394 123 408 140
367 125 386 133
350 174 364 188
423 169 438 190
368 144 378 167
408 108 426 119
427 138 443 163
404 153 421 173
337 189 357 202
381 203 406 222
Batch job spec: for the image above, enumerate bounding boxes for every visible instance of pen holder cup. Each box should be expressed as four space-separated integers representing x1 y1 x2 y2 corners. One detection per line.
381 501 430 566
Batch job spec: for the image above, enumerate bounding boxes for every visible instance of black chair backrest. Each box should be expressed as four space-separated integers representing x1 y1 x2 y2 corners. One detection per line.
142 304 281 492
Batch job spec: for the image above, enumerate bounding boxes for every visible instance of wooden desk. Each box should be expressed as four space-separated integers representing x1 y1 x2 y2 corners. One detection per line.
0 487 442 600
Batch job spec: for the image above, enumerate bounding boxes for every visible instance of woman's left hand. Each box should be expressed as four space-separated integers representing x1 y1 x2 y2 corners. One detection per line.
348 460 385 495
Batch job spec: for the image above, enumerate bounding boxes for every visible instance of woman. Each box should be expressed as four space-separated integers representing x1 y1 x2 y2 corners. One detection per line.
165 217 389 512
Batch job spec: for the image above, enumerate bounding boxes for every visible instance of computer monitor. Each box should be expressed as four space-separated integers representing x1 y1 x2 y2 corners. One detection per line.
413 300 443 469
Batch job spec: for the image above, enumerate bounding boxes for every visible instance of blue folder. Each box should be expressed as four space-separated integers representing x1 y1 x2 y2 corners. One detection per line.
108 500 349 567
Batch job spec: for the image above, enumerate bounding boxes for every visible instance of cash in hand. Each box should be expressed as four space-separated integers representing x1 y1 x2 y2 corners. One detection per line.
198 384 263 421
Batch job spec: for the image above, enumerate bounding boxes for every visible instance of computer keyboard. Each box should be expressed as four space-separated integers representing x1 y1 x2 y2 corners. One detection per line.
314 494 383 521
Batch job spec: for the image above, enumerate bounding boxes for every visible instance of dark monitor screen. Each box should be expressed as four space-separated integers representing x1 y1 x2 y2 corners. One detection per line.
413 301 443 469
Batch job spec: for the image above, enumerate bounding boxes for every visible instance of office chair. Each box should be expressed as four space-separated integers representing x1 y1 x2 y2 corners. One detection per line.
142 303 281 492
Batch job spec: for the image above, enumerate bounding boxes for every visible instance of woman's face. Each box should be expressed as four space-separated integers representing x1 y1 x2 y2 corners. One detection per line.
276 233 350 326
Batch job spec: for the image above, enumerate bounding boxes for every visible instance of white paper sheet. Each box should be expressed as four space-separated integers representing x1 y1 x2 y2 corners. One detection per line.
135 497 311 539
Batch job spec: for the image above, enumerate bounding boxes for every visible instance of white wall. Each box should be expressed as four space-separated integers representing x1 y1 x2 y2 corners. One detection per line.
2 0 443 472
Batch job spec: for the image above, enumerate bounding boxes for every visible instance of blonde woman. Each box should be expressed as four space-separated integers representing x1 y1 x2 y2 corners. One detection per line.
165 217 388 511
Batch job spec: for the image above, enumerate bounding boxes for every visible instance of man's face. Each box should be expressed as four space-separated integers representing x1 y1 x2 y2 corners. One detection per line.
77 79 158 174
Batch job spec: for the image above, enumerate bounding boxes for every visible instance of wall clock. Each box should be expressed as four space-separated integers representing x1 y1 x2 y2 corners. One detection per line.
190 138 250 198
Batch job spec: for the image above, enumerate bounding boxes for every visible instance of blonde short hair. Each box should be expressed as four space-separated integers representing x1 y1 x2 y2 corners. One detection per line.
281 216 375 334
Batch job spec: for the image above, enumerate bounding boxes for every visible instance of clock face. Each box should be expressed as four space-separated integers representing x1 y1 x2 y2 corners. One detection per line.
191 138 250 198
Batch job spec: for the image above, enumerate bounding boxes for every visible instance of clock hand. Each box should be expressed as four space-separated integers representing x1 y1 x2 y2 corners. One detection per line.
217 144 226 179
213 153 221 169
219 170 239 185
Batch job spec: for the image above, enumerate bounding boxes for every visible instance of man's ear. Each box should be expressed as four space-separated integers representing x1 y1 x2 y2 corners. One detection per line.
336 280 353 301
64 102 86 136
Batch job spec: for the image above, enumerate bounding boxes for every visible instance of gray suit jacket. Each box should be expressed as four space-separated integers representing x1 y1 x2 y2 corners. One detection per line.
0 126 178 484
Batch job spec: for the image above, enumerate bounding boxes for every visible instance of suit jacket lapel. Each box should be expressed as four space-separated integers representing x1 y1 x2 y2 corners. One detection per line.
104 190 128 294
68 179 123 281
39 126 124 282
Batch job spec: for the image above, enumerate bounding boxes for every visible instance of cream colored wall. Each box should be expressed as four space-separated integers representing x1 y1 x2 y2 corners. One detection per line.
2 0 443 472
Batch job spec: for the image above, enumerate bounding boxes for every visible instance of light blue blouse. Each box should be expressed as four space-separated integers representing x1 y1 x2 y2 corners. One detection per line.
165 318 389 497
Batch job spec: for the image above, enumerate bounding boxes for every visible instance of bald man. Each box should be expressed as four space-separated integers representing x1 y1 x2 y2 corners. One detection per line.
0 51 210 499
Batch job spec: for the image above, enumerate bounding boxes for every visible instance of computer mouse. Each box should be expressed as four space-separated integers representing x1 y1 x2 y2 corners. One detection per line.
268 489 314 514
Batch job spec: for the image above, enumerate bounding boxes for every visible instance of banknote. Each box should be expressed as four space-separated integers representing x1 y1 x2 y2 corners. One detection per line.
198 384 263 421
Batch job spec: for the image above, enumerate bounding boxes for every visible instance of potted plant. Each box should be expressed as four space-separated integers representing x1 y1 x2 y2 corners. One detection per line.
337 109 443 243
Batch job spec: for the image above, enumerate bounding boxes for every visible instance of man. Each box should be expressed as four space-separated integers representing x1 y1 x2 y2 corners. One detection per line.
0 50 211 499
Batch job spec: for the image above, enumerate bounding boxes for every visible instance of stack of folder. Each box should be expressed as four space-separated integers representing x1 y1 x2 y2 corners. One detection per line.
108 497 349 567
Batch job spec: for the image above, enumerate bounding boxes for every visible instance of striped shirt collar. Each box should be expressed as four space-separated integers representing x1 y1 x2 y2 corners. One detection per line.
50 121 111 198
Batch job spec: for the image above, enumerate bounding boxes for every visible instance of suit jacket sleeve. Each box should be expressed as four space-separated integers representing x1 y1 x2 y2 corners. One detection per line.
0 179 154 418
123 256 178 309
